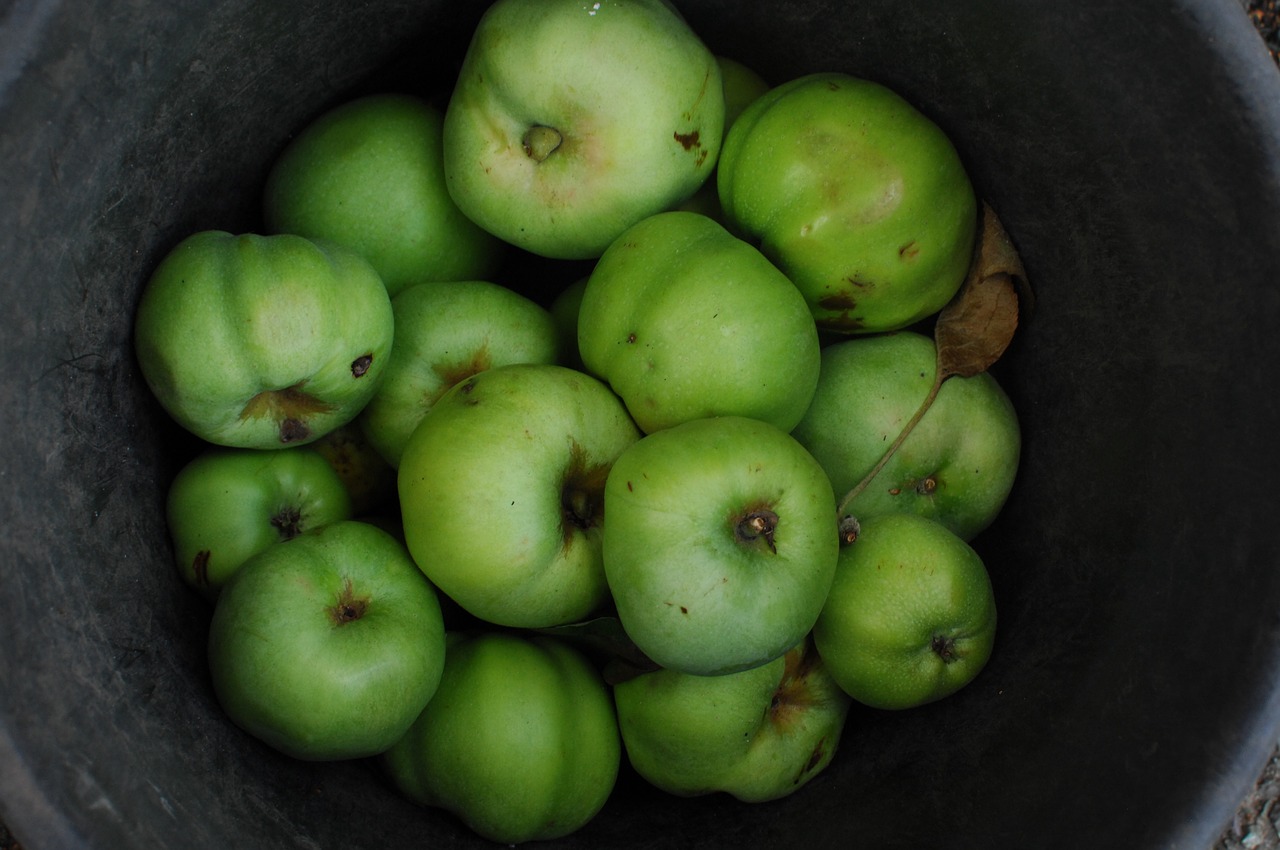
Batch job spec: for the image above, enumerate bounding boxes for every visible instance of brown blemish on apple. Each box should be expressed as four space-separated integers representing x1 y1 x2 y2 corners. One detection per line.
816 291 867 332
769 644 822 733
899 240 920 260
192 550 211 587
432 346 493 405
794 738 828 785
350 353 373 377
673 130 710 167
626 333 637 344
240 382 337 444
329 578 370 625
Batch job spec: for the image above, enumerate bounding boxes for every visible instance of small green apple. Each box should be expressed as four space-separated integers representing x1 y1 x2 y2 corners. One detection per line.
790 330 1020 541
612 637 850 802
166 446 353 599
578 210 821 434
358 279 561 468
382 631 621 844
812 512 997 710
603 415 838 676
442 0 725 259
398 363 641 628
134 231 394 448
206 520 447 760
718 72 978 333
263 93 504 297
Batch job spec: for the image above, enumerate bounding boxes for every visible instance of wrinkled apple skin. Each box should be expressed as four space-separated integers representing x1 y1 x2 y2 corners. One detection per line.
358 280 560 468
134 231 394 449
263 93 504 297
382 631 621 844
442 0 725 259
718 72 978 333
398 363 641 628
166 446 353 599
613 638 850 802
207 520 447 760
578 211 820 434
791 331 1020 541
603 415 838 675
813 513 997 710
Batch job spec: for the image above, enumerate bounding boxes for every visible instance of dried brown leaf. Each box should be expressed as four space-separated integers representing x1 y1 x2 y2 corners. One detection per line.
935 202 1028 379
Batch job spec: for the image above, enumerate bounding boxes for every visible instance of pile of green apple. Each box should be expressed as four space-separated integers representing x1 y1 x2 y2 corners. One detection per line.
132 0 1026 843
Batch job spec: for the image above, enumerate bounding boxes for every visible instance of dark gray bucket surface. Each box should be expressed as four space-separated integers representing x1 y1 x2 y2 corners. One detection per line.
4 1 1280 848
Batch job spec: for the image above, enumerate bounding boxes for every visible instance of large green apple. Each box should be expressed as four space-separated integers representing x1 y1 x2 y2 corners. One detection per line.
612 637 850 802
206 520 447 760
263 93 504 297
358 279 561 468
398 363 641 628
578 210 821 434
812 512 997 710
382 631 621 844
717 72 978 333
134 231 394 448
441 0 725 259
790 330 1020 541
166 446 353 599
603 415 838 675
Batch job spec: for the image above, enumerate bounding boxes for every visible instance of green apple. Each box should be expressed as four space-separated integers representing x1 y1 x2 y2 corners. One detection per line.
441 0 725 259
790 330 1020 541
166 446 353 599
358 279 561 468
812 512 997 710
603 415 838 675
263 93 504 297
207 520 447 760
548 276 589 371
612 637 850 802
718 72 978 333
578 210 821 434
134 231 394 448
398 363 641 628
382 631 620 844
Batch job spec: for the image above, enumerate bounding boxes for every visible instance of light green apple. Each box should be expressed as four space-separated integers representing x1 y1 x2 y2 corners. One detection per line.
134 231 394 448
790 330 1020 541
718 72 978 333
441 0 725 259
398 363 641 628
263 93 504 297
206 520 447 760
603 415 838 676
358 279 561 468
578 210 821 434
382 631 621 844
612 637 851 802
812 512 997 710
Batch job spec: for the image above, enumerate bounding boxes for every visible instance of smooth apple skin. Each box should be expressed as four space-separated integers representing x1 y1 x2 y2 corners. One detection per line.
603 415 838 676
166 446 353 599
263 93 504 297
578 210 821 434
358 279 561 468
442 0 725 259
134 231 394 449
812 512 997 710
206 520 447 760
382 631 621 844
613 638 851 802
791 330 1021 541
398 363 641 628
717 72 978 334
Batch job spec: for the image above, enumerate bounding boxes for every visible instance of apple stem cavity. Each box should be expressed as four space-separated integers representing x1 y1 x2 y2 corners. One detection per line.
522 125 563 162
736 508 779 553
931 634 959 663
270 506 305 540
329 579 369 626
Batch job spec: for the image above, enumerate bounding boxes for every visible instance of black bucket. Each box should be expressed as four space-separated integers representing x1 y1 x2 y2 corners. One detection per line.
3 1 1280 848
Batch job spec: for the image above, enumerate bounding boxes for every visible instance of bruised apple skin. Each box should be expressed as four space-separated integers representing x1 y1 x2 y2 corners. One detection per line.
134 231 394 449
717 72 978 334
441 0 725 259
612 638 851 802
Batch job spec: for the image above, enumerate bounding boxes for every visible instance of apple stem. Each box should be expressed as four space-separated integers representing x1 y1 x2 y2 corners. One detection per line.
737 509 778 553
835 373 944 524
522 125 563 162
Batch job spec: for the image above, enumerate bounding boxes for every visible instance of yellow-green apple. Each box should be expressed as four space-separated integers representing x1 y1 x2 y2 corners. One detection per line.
578 210 821 434
398 363 641 628
441 0 725 259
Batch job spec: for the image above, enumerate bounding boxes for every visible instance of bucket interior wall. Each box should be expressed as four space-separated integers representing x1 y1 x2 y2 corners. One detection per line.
3 0 1280 847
